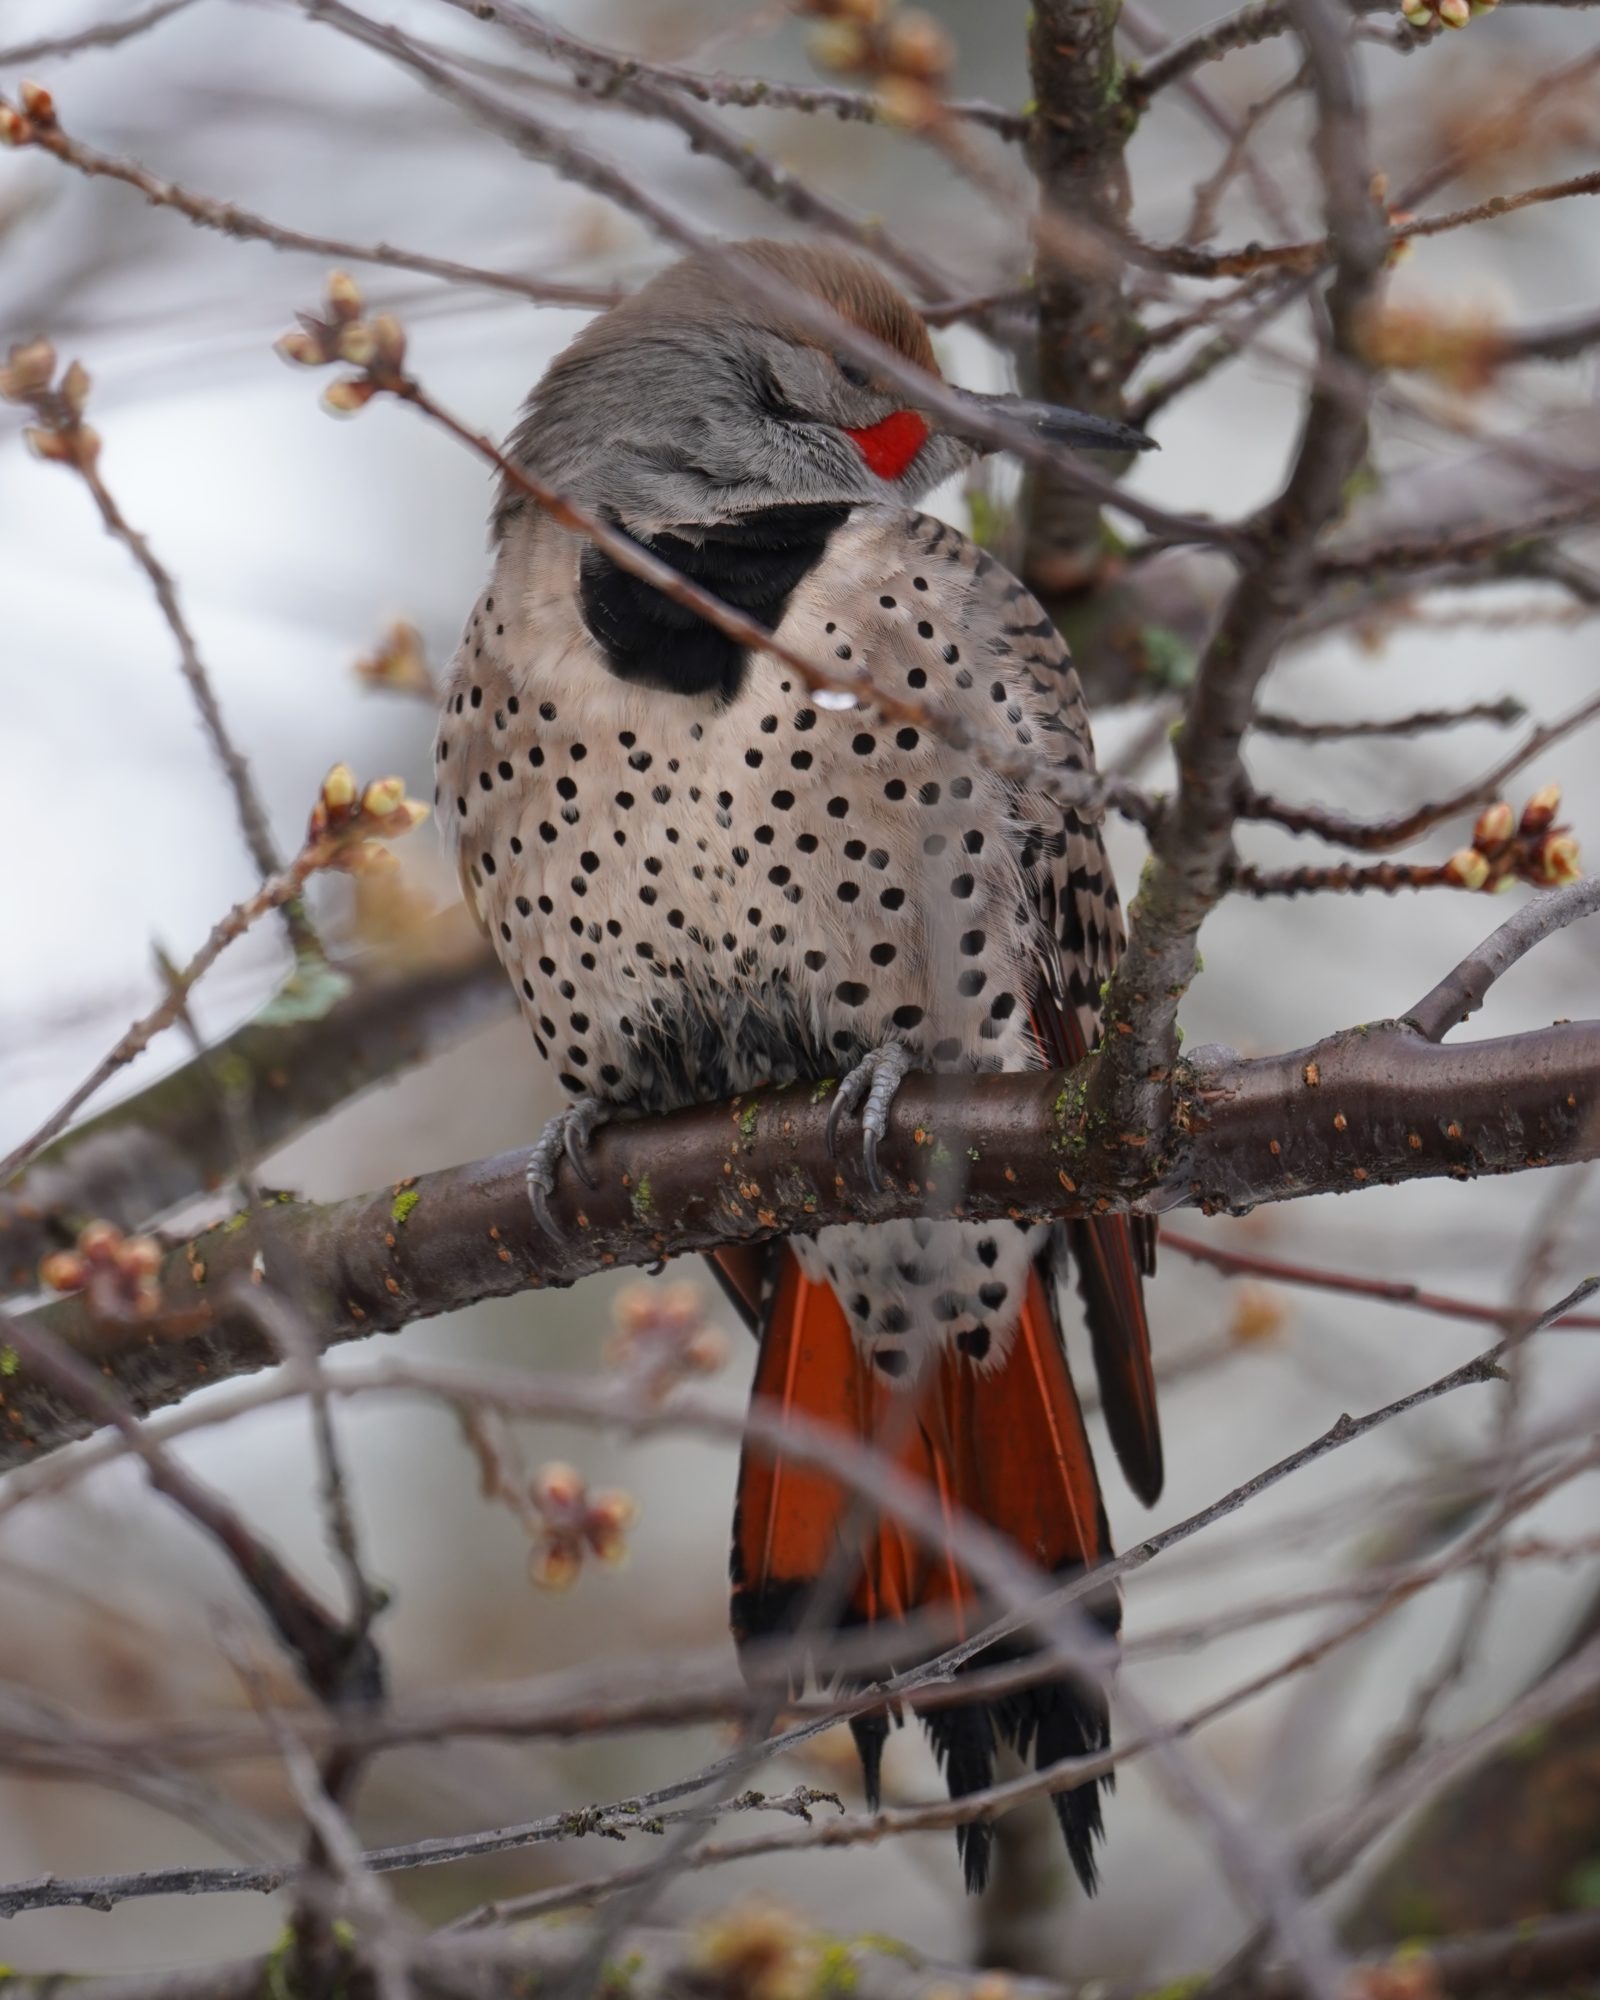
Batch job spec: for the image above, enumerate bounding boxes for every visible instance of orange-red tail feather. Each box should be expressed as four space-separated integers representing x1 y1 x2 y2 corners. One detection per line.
730 1248 1118 1892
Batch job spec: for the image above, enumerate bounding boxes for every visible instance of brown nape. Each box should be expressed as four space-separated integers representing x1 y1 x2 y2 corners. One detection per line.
726 239 939 374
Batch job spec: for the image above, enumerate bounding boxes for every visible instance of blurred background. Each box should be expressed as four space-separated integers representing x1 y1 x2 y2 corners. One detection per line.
1 0 1598 1984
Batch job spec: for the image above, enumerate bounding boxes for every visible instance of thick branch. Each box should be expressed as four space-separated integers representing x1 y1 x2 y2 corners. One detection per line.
1020 0 1145 694
1086 0 1387 1144
0 917 506 1290
6 1005 1597 1468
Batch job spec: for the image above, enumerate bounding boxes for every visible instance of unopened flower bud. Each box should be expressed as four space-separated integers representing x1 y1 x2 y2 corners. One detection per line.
23 426 73 463
1519 783 1561 835
369 314 407 367
322 763 358 811
883 11 953 81
1444 847 1490 891
685 1326 729 1374
534 1460 585 1514
18 80 54 123
0 104 29 146
362 775 407 819
588 1490 637 1536
355 620 431 695
1437 0 1470 23
387 798 430 835
530 1541 582 1591
77 1221 121 1259
1473 800 1513 849
0 338 55 400
1535 833 1582 884
325 269 363 322
275 327 329 368
1401 2 1433 22
39 1251 85 1292
335 321 376 368
121 1236 163 1280
810 20 869 72
322 376 377 415
60 359 90 416
589 1524 630 1567
875 74 939 128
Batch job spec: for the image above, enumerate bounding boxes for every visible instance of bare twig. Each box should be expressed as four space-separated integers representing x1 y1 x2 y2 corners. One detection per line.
1126 0 1294 104
0 775 428 1188
432 0 958 301
0 95 622 307
444 6 1028 135
1252 696 1525 740
1159 1226 1600 1332
0 1304 375 1705
0 0 195 68
1230 858 1475 896
1409 874 1600 1041
1239 687 1600 855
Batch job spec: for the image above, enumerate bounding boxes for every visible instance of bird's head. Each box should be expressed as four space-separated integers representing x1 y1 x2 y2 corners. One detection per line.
499 239 1152 540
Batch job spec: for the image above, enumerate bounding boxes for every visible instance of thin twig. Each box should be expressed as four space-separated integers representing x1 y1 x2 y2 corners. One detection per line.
69 432 322 960
0 1305 374 1706
1 840 337 1185
432 0 959 301
1159 1225 1600 1332
0 0 195 67
1252 696 1525 740
0 98 624 308
447 6 1028 136
1408 875 1600 1041
1238 687 1600 855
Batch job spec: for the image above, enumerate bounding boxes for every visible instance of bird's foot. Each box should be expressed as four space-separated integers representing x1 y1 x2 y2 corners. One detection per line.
525 1094 608 1240
826 1038 914 1195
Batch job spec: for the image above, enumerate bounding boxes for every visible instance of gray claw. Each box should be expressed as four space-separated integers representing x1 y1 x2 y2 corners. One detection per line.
526 1095 608 1239
826 1040 913 1195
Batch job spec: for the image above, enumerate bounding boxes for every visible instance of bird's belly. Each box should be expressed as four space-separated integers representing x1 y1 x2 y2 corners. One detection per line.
441 630 1044 1115
794 1215 1048 1378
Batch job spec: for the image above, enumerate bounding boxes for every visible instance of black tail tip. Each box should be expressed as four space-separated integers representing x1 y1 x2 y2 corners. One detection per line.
849 1710 890 1812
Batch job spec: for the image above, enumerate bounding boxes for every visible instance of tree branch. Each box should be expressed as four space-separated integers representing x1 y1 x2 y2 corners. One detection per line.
432 0 958 303
0 95 621 309
0 917 505 1291
1086 0 1387 1144
1160 1225 1600 1332
1409 874 1600 1041
0 0 195 67
6 988 1597 1466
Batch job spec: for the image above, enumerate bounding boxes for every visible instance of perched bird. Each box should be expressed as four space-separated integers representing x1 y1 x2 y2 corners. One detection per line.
435 239 1163 1895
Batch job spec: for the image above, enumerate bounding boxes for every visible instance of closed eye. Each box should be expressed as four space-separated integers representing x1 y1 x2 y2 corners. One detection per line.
754 365 803 420
836 355 873 390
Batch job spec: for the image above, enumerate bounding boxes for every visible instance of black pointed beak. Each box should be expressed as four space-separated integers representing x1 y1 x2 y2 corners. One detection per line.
954 389 1157 456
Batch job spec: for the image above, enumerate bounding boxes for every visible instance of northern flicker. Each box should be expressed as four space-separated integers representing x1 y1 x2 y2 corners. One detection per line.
435 239 1163 1895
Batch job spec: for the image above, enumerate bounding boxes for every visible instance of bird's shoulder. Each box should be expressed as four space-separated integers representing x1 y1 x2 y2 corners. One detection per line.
791 505 1098 777
804 508 1125 1036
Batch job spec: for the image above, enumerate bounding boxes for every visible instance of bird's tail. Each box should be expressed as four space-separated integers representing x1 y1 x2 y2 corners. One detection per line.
729 1246 1117 1893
